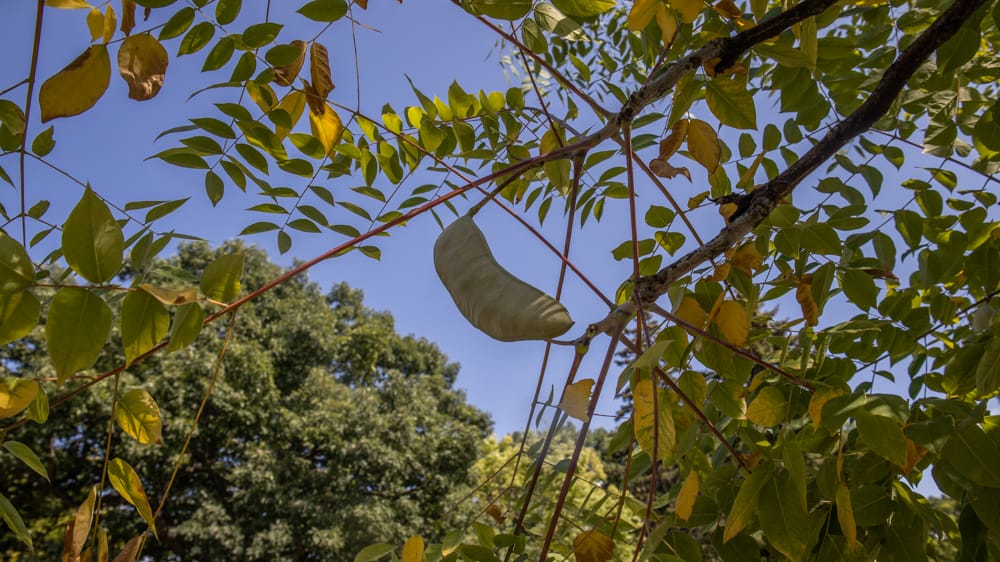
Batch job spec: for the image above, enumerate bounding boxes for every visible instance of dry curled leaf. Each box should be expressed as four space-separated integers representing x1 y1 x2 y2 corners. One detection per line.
120 0 135 36
117 34 168 101
650 158 691 181
309 42 334 101
273 40 306 87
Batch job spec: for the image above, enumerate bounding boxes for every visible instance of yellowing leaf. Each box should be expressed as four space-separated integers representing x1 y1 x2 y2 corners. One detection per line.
560 378 594 422
117 34 168 101
540 126 565 155
808 387 846 428
675 296 708 331
731 243 763 273
87 8 104 42
573 529 614 562
485 503 505 524
724 468 769 542
402 535 424 562
746 386 787 427
670 0 702 23
719 202 737 222
310 104 344 156
627 0 658 30
0 378 39 418
713 0 741 18
138 284 198 306
115 389 162 444
834 483 857 548
121 289 169 367
102 4 116 43
795 282 818 326
687 119 721 173
655 5 677 43
273 91 305 139
0 292 41 346
658 119 688 161
120 0 135 36
633 379 676 460
310 42 334 101
273 40 307 86
65 486 96 560
39 45 111 122
650 159 691 181
199 252 244 303
47 0 91 8
901 438 927 473
706 262 731 282
675 470 699 521
714 300 749 346
108 458 157 538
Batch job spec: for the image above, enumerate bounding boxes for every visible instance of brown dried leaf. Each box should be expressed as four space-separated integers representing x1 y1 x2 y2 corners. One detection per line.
273 40 307 87
112 535 142 562
309 42 334 101
356 0 368 7
731 243 764 274
650 158 691 181
120 0 135 36
485 503 506 524
658 118 688 160
714 0 742 18
117 34 168 101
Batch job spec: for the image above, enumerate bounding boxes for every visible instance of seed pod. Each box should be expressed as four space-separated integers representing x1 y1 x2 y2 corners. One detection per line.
434 216 573 342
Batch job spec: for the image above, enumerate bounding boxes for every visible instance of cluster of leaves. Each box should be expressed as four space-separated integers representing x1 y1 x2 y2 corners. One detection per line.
1 0 1000 560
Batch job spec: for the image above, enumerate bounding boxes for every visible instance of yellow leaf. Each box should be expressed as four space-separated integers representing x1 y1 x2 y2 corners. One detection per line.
655 5 677 43
808 387 846 428
560 378 594 422
835 483 857 548
649 159 691 181
0 377 39 418
108 458 157 538
675 470 699 521
138 284 197 306
669 0 702 23
573 529 614 562
713 0 741 18
310 104 344 156
102 4 117 43
119 0 135 37
627 0 659 30
115 388 162 444
246 81 277 112
719 202 737 222
687 119 720 173
402 535 424 562
39 45 111 122
310 42 334 101
540 126 565 155
87 8 104 42
688 191 709 209
274 91 306 140
730 243 763 274
658 119 688 161
273 40 306 87
745 386 787 427
117 34 168 101
674 296 708 331
632 379 676 460
47 0 91 8
795 282 818 326
706 262 731 282
714 300 749 346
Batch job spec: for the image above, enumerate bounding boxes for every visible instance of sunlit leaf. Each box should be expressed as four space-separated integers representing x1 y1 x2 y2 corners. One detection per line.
670 0 702 22
39 45 111 122
572 529 614 562
746 386 787 427
705 77 756 130
675 470 699 521
552 0 616 18
108 458 157 537
46 288 112 384
354 543 394 562
633 378 675 460
559 378 594 422
121 287 169 367
309 104 344 156
118 34 168 100
687 118 721 173
627 0 657 30
310 42 334 100
856 412 907 467
116 388 163 444
3 441 49 481
401 535 424 562
0 378 39 418
199 252 244 302
167 302 204 352
0 231 34 295
714 300 749 346
466 0 532 19
62 187 123 283
297 0 348 22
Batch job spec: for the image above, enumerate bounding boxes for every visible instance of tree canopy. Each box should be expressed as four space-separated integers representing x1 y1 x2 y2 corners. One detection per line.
1 0 999 560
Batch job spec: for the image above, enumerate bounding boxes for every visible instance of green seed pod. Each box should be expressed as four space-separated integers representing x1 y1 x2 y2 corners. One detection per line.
434 215 573 342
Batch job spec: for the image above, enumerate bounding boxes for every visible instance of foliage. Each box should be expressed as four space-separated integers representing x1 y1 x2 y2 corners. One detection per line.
0 243 491 561
0 0 999 560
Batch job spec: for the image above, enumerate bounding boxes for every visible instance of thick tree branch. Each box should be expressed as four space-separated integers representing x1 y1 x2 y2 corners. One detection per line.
635 0 988 307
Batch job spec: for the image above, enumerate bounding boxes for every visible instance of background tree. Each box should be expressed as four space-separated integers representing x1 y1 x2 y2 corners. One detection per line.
0 242 492 561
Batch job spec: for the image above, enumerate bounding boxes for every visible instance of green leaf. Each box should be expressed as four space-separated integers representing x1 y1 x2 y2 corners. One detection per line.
841 268 878 310
46 288 112 384
108 458 157 537
706 77 756 130
0 100 25 135
121 289 169 367
0 492 31 549
355 543 394 562
551 0 616 18
191 117 236 139
178 21 215 56
167 302 204 352
215 0 241 24
466 0 532 20
205 170 224 205
758 476 812 561
62 187 124 283
855 411 907 467
974 99 1000 152
0 291 40 345
154 148 210 169
297 0 348 22
3 441 49 481
31 125 55 156
975 331 1000 394
0 378 39 418
0 231 35 294
202 36 235 72
116 389 163 444
158 7 194 40
936 13 981 75
941 423 1000 487
199 252 244 302
746 386 787 427
723 468 770 542
26 385 48 424
242 22 282 48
